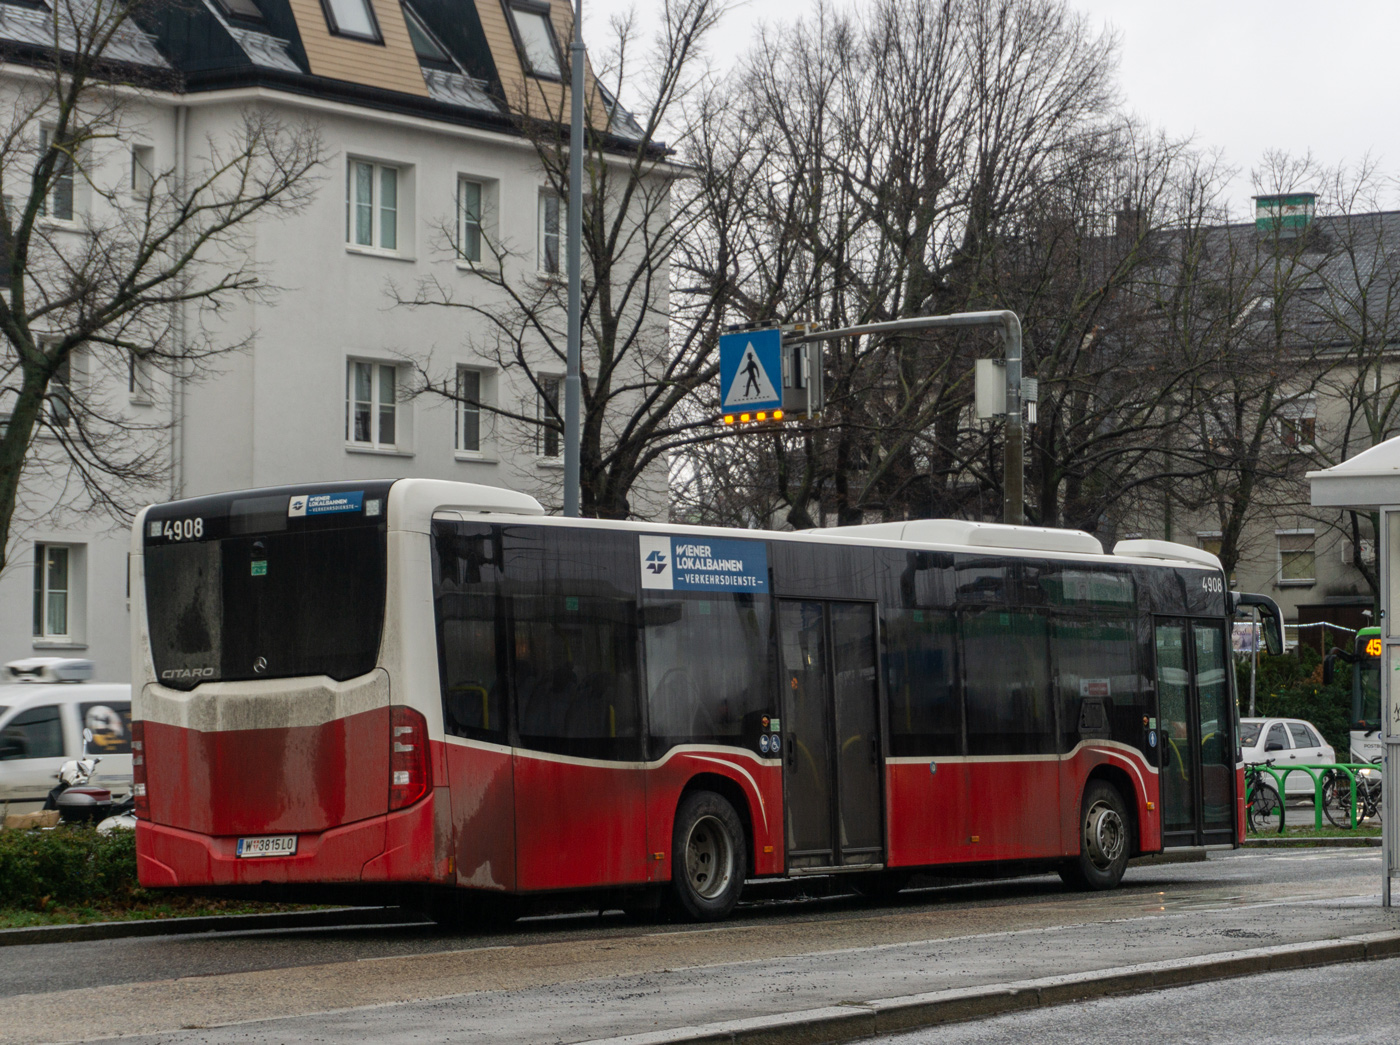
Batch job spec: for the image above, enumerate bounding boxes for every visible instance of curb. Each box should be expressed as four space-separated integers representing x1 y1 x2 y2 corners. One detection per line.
581 932 1400 1045
1243 837 1381 848
0 906 422 948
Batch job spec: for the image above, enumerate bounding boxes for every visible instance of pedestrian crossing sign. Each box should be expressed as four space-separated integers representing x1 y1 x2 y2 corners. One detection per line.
720 328 782 413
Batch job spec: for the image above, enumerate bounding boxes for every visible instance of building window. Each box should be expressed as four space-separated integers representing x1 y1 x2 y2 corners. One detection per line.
131 145 155 198
33 543 71 640
45 347 78 427
1196 532 1222 557
1277 531 1315 585
456 368 484 452
217 0 265 21
39 126 75 221
506 0 562 79
128 352 153 403
1279 395 1317 450
346 160 398 251
404 4 451 64
458 179 483 263
347 360 399 448
538 192 563 274
321 0 381 41
537 375 560 457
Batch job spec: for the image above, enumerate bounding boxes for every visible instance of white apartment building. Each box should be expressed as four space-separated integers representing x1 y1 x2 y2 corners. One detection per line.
1 0 669 681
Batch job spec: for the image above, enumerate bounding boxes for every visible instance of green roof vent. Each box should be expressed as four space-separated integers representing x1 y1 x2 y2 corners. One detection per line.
1254 192 1317 238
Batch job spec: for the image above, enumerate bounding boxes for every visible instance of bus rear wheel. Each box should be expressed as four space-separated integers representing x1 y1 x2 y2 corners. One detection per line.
1060 781 1130 891
671 790 746 921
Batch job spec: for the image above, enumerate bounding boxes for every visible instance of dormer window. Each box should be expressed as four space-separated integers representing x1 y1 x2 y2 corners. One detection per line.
403 4 452 67
505 0 562 80
216 0 264 22
321 0 382 42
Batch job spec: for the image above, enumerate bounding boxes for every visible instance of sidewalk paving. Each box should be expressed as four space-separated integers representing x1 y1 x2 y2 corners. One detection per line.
45 875 1397 1045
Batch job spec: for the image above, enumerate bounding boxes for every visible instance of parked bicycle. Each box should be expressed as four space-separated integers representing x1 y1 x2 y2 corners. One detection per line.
1322 759 1382 829
1245 759 1283 834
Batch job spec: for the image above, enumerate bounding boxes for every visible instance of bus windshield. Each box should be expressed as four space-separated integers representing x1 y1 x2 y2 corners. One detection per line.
143 488 388 690
1353 632 1381 730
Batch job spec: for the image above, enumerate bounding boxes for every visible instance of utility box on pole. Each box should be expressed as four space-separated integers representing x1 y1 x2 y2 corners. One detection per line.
975 359 1006 419
781 327 824 419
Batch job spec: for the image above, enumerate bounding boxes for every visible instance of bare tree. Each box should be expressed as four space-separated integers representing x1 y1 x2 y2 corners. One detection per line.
0 0 323 573
398 0 733 519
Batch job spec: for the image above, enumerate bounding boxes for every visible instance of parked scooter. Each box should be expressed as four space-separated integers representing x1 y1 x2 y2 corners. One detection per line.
43 728 122 825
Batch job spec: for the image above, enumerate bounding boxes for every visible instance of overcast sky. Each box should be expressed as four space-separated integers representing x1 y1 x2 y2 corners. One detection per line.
582 0 1400 219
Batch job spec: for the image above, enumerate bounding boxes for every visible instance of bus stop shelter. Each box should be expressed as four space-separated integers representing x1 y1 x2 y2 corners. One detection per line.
1309 439 1400 906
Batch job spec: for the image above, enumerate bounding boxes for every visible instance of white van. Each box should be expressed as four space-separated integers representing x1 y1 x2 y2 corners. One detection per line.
0 659 133 816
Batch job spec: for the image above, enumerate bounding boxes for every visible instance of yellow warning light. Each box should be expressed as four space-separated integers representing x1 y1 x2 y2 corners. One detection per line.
722 415 735 425
774 409 784 420
757 411 767 421
740 413 751 423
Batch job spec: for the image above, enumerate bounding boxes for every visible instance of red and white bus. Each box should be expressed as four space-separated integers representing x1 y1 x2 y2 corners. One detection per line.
130 479 1282 921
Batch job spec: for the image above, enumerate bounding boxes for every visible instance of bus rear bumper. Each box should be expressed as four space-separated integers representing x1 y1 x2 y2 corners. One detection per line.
136 795 441 888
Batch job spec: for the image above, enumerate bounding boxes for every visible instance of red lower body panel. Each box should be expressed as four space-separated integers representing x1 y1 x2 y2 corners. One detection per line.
137 793 440 887
886 746 1160 869
143 709 390 836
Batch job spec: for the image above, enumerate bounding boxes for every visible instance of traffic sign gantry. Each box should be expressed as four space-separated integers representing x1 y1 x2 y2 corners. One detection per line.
720 329 782 418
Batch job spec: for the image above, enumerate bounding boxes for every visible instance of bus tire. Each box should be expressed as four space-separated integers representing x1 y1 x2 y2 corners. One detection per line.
1059 781 1130 891
671 790 746 921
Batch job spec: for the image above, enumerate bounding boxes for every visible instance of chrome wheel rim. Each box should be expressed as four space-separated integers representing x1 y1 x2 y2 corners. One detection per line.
684 814 734 900
1083 800 1126 870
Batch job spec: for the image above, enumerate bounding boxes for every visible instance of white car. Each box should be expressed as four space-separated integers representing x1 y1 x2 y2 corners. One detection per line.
0 659 132 816
1240 717 1336 797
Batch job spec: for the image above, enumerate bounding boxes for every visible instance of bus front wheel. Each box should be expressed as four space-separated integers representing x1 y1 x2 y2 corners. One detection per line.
1060 781 1130 891
671 790 746 921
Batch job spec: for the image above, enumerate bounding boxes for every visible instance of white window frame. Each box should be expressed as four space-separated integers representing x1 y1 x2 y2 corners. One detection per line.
1276 528 1316 587
505 0 563 80
346 359 406 452
321 0 381 41
32 540 75 638
536 374 561 458
1278 394 1317 451
458 177 484 264
455 366 494 457
131 144 155 199
538 191 564 275
346 159 400 254
128 351 154 405
38 125 76 224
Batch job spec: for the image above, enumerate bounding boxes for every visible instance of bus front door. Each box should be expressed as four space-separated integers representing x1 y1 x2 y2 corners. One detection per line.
778 600 884 870
1155 619 1236 847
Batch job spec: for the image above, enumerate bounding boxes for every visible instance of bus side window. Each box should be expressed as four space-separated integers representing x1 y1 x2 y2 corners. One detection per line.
643 592 773 757
1050 616 1142 754
504 526 642 761
883 608 961 757
961 609 1054 756
431 522 508 744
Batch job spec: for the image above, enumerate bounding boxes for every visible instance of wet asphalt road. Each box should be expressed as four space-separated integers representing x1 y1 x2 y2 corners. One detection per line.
879 954 1400 1044
2 847 1394 1044
0 847 1380 998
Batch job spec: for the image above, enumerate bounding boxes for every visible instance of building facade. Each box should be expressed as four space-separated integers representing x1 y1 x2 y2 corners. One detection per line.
2 0 669 681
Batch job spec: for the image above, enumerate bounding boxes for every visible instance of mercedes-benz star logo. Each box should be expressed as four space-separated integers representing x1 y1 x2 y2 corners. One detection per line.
253 656 268 674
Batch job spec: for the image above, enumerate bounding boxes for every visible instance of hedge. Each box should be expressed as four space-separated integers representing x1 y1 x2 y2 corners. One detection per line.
0 825 138 908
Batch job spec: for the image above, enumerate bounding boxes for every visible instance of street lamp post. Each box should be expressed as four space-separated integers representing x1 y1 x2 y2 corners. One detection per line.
563 0 585 517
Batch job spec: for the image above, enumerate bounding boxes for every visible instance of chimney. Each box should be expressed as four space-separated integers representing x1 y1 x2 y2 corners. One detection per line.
1254 192 1317 238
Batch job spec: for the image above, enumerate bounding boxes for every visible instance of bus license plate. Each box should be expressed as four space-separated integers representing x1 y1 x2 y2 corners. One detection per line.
236 835 297 858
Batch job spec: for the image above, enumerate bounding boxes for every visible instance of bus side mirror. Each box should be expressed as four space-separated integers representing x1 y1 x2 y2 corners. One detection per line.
1323 654 1335 685
1261 614 1282 656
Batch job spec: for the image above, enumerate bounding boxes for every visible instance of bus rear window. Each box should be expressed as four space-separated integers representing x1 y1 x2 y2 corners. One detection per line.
144 525 386 689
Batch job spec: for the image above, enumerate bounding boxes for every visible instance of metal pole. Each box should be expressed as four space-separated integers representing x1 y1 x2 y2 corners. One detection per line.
1249 608 1258 717
1002 312 1024 526
563 0 585 517
791 310 1024 524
